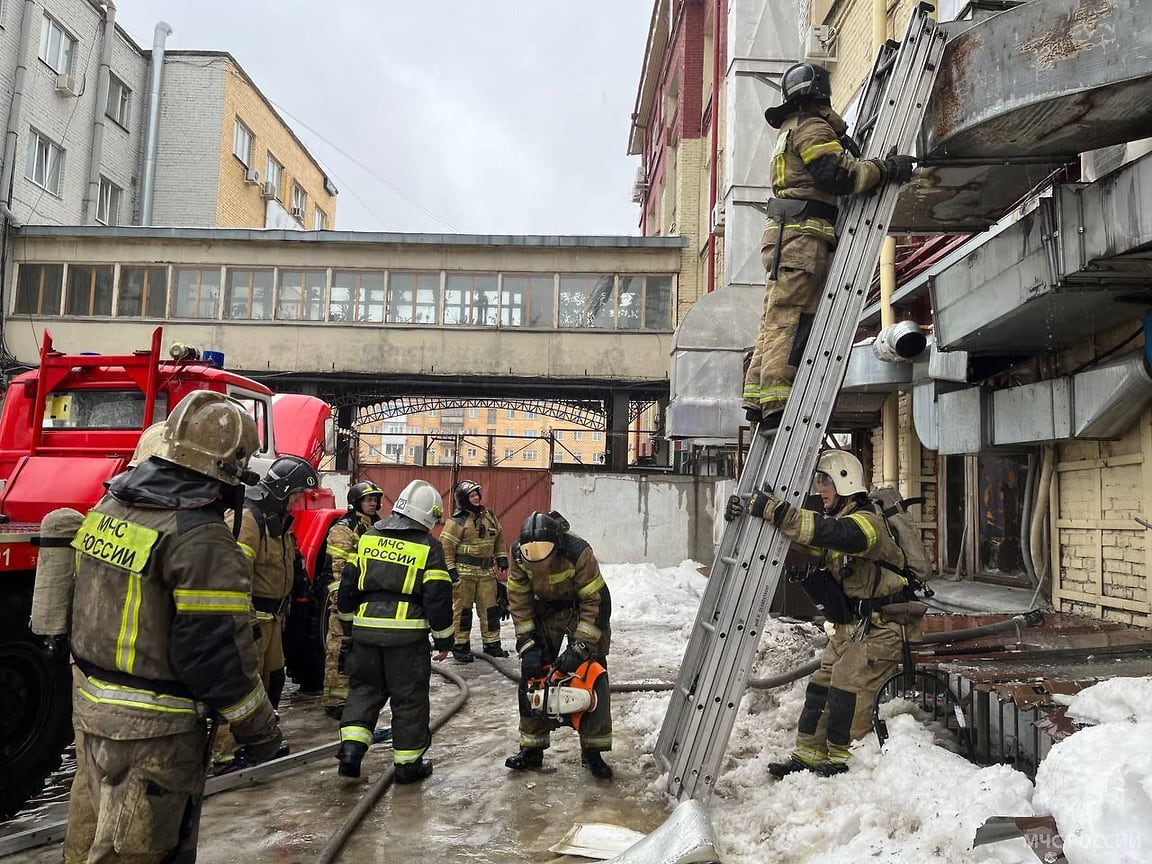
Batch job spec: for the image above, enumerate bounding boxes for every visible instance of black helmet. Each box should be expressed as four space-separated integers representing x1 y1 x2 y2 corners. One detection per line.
348 480 384 510
453 479 482 512
765 63 832 128
260 455 320 504
518 511 564 563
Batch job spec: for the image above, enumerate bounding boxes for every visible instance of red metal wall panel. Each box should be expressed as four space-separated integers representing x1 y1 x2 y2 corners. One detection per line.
359 466 552 543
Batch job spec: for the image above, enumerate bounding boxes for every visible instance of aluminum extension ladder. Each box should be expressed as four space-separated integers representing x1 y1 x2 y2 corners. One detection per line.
656 4 947 802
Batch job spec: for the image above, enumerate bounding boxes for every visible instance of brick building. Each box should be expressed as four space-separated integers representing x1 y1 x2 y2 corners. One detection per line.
0 0 334 229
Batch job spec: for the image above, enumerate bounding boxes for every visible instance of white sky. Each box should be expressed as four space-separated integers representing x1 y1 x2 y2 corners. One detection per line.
113 1 654 235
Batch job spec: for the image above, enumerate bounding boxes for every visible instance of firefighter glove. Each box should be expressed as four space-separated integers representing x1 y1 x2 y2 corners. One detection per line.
723 495 744 522
749 486 790 526
555 639 590 673
337 637 353 674
496 556 509 572
235 723 283 766
448 567 459 584
882 147 915 184
520 645 543 682
496 583 511 621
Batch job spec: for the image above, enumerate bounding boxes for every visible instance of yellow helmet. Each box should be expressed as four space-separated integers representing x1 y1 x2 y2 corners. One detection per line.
816 449 867 497
128 422 167 468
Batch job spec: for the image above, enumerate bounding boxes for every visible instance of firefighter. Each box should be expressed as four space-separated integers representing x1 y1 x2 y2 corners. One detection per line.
214 454 319 771
321 480 385 716
336 479 455 782
724 449 919 775
743 62 915 428
441 479 510 662
504 511 613 779
64 390 281 863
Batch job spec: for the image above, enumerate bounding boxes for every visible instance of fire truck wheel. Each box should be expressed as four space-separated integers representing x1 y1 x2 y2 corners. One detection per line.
0 596 74 821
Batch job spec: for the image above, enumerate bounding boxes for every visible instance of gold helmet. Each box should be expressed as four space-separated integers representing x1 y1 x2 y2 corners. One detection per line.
153 391 259 485
128 422 167 468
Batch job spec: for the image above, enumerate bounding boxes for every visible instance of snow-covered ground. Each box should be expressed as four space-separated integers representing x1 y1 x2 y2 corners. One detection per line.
605 560 1152 864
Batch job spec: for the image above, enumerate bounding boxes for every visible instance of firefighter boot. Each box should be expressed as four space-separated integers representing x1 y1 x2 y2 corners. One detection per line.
482 642 509 658
581 749 613 779
337 741 367 779
451 645 474 664
768 755 819 779
394 758 434 784
505 747 544 771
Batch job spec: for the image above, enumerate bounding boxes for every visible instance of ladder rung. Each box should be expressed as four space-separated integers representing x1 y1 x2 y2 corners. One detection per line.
719 555 738 566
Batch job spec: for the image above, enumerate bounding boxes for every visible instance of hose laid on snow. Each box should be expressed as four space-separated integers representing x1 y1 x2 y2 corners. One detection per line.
315 662 470 864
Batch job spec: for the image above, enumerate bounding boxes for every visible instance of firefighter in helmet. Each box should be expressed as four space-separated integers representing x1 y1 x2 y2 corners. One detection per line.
440 479 510 662
214 453 319 771
336 479 455 782
743 62 915 428
505 511 613 779
724 449 919 775
321 480 385 715
64 391 280 862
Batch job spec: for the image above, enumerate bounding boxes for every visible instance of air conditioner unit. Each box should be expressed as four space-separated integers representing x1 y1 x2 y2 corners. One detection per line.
260 180 277 200
244 167 261 185
805 25 838 62
711 200 725 235
55 74 79 96
290 206 304 220
630 165 649 204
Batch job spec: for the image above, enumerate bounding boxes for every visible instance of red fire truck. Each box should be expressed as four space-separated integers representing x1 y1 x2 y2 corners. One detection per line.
0 328 344 818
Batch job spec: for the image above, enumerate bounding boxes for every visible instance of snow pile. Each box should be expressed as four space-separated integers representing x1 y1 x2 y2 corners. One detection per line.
1033 679 1152 864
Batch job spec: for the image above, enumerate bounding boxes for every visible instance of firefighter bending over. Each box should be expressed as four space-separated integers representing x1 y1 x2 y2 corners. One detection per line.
322 480 384 715
505 511 613 779
64 391 281 863
725 449 920 775
743 62 915 428
336 479 455 783
441 479 510 663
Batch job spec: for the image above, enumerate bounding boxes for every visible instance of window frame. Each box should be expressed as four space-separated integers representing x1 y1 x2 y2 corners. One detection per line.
25 129 63 196
38 14 75 75
232 119 253 166
500 273 555 328
64 264 114 317
265 153 283 200
14 263 64 315
106 74 130 127
386 271 440 324
116 266 168 318
291 183 307 221
96 176 121 226
276 269 326 321
330 270 387 323
172 267 222 319
313 207 327 230
224 267 274 320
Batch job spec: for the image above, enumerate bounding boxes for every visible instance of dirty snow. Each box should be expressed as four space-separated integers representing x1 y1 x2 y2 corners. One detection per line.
604 560 1152 864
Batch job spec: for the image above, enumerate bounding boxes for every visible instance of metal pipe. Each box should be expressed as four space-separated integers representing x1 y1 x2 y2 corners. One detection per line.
1029 444 1055 589
1020 451 1038 587
0 0 38 227
880 237 899 487
83 1 116 224
139 21 173 226
705 0 721 293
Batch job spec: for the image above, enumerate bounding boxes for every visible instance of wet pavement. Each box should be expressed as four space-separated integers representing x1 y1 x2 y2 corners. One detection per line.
4 659 676 864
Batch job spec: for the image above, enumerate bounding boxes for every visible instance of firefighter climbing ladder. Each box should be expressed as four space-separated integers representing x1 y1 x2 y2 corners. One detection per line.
655 4 947 802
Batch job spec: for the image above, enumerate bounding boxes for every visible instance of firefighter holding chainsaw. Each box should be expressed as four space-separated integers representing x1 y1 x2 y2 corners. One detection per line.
505 511 614 779
742 62 915 428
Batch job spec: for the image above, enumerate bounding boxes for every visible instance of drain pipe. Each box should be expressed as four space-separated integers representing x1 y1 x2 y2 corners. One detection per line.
83 0 116 224
1029 444 1055 590
0 0 38 227
139 21 173 226
1020 451 1038 587
880 240 899 487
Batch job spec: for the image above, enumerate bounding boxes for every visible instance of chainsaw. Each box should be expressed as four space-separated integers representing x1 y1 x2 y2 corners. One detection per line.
523 659 606 730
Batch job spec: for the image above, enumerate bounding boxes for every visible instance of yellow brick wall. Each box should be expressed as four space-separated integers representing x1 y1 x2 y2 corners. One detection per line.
821 0 924 114
217 60 337 229
869 392 937 566
674 137 708 325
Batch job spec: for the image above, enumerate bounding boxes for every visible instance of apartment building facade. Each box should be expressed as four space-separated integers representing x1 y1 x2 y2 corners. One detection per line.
0 0 335 229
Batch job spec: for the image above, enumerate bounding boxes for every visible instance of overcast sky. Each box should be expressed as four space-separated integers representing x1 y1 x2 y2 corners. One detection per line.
114 1 653 235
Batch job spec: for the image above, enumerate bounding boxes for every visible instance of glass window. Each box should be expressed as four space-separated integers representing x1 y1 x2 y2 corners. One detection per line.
506 409 516 419
173 267 221 319
387 272 440 323
25 130 63 195
486 408 497 424
42 390 168 430
593 430 603 442
39 15 74 75
444 273 498 326
503 449 514 460
265 154 282 200
332 271 386 322
574 430 583 441
118 267 167 318
96 177 120 226
559 275 614 328
644 276 673 329
106 75 130 126
313 208 328 230
65 265 114 316
523 451 537 462
14 263 63 315
291 183 307 220
232 119 253 166
500 274 554 327
224 268 273 320
277 269 325 320
618 276 643 330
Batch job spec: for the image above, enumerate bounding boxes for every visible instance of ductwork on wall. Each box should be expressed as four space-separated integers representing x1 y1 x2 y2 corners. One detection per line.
914 348 1152 455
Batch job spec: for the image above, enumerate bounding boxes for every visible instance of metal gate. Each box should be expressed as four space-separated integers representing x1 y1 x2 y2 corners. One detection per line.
358 465 552 542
